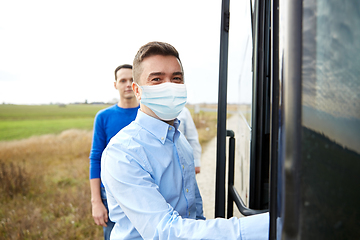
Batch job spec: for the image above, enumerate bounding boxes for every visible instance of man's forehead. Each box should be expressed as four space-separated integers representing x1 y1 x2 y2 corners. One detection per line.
116 68 132 78
142 55 181 68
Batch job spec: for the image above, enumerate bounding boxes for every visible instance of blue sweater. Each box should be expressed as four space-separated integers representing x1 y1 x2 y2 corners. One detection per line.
89 104 139 183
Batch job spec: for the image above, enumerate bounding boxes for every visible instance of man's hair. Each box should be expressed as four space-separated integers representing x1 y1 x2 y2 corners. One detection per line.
114 64 132 81
132 41 183 83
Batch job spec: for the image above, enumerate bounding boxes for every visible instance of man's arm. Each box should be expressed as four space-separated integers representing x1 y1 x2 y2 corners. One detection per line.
89 113 108 226
102 145 269 239
90 178 108 227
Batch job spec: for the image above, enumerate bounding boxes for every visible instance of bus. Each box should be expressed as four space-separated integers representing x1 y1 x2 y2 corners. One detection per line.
214 0 360 239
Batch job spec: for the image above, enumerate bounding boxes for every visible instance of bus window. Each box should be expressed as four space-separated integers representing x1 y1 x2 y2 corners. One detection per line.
226 0 254 217
297 0 360 238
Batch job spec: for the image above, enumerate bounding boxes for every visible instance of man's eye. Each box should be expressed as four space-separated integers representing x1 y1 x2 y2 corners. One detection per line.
152 78 160 81
173 77 183 82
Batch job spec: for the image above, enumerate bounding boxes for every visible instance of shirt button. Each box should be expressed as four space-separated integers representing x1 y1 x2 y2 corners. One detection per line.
186 189 189 193
182 165 184 169
188 211 190 216
161 137 164 140
169 127 172 130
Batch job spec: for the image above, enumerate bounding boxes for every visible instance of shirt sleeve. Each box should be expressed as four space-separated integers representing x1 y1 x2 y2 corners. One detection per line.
240 213 270 240
102 143 269 240
182 109 202 167
89 113 106 179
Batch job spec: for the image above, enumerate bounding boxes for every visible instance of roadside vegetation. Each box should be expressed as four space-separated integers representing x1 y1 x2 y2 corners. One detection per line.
0 104 220 239
0 104 109 141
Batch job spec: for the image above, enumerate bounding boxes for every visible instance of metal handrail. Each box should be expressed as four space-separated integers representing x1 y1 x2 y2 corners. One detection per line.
226 129 268 218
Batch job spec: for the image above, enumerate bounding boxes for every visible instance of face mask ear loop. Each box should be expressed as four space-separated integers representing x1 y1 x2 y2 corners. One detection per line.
134 82 143 101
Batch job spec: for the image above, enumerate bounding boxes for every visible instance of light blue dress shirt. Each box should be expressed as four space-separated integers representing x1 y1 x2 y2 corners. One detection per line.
101 110 269 240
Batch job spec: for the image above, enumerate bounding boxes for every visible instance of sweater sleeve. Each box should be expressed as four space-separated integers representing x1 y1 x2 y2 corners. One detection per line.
89 112 107 179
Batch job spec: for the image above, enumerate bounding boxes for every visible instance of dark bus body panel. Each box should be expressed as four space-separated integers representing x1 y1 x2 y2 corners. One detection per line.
216 0 360 239
296 0 360 238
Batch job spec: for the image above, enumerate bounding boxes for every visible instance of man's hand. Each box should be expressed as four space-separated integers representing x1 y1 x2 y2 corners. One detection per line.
92 200 108 227
195 167 200 174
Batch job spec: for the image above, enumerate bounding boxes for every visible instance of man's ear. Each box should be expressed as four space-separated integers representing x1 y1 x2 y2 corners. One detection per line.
114 81 117 90
132 82 141 101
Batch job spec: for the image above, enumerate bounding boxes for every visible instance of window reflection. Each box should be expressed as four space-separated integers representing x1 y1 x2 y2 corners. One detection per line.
302 0 360 153
300 0 360 238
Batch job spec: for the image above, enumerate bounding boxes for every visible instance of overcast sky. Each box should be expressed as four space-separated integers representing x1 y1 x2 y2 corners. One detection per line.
0 0 252 105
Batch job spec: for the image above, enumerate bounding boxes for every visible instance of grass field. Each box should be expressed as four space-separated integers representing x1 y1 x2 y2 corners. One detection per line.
0 104 109 141
0 104 219 239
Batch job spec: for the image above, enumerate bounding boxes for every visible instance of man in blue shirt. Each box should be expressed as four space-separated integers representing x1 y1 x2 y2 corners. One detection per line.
101 42 269 239
89 64 139 240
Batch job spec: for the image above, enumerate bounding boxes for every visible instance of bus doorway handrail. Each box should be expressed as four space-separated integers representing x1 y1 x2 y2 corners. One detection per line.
226 130 268 218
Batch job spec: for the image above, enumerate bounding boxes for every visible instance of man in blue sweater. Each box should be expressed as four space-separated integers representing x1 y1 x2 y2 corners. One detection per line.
89 64 139 240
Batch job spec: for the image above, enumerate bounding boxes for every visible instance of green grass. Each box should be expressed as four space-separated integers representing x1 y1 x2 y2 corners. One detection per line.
0 104 108 120
0 104 110 141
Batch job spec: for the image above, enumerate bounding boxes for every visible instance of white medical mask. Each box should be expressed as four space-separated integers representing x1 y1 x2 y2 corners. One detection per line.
138 82 187 121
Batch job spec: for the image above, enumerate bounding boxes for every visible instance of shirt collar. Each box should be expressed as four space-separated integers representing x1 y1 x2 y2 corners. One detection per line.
135 110 180 144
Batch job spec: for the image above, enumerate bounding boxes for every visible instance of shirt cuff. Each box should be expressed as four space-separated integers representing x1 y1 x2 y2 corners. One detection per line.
240 212 269 240
194 158 201 167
